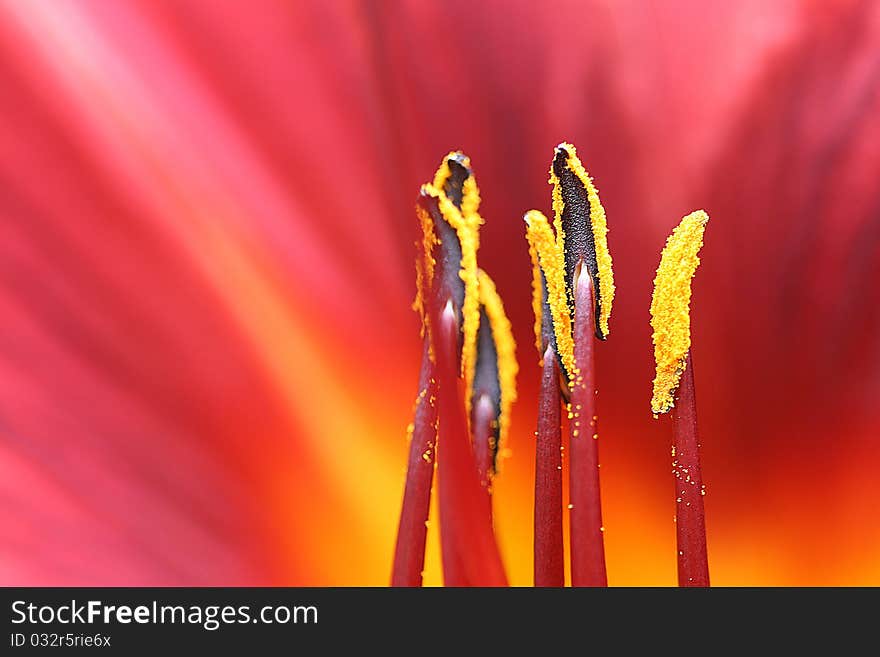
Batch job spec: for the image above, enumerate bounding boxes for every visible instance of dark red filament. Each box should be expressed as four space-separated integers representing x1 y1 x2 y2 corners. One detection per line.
672 353 710 587
391 341 437 587
569 272 608 586
534 345 564 587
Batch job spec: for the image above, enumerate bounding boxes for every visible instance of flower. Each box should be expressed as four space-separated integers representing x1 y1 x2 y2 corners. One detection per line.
0 0 878 585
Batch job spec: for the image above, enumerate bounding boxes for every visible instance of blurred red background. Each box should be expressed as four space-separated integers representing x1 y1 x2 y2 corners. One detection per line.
0 0 878 585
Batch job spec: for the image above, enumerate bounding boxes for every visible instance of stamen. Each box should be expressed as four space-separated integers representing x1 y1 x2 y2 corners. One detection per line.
528 142 615 587
650 210 711 587
549 142 615 340
650 210 709 415
394 153 484 587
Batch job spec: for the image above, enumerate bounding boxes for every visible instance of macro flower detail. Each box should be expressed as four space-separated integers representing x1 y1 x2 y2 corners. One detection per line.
2 0 878 593
407 147 714 588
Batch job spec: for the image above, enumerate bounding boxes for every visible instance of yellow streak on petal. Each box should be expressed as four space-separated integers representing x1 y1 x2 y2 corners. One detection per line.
197 222 403 584
524 210 575 379
650 210 709 414
476 269 518 470
549 142 615 338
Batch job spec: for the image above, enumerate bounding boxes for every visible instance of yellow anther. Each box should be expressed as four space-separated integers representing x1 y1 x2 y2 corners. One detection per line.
524 210 575 380
650 210 709 414
417 153 482 386
548 142 615 338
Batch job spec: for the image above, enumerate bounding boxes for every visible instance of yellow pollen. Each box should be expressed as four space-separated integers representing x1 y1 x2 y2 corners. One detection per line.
526 232 544 357
548 142 615 338
413 204 439 340
460 175 481 222
524 210 575 380
431 152 482 230
475 269 518 468
430 155 483 397
650 210 709 414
